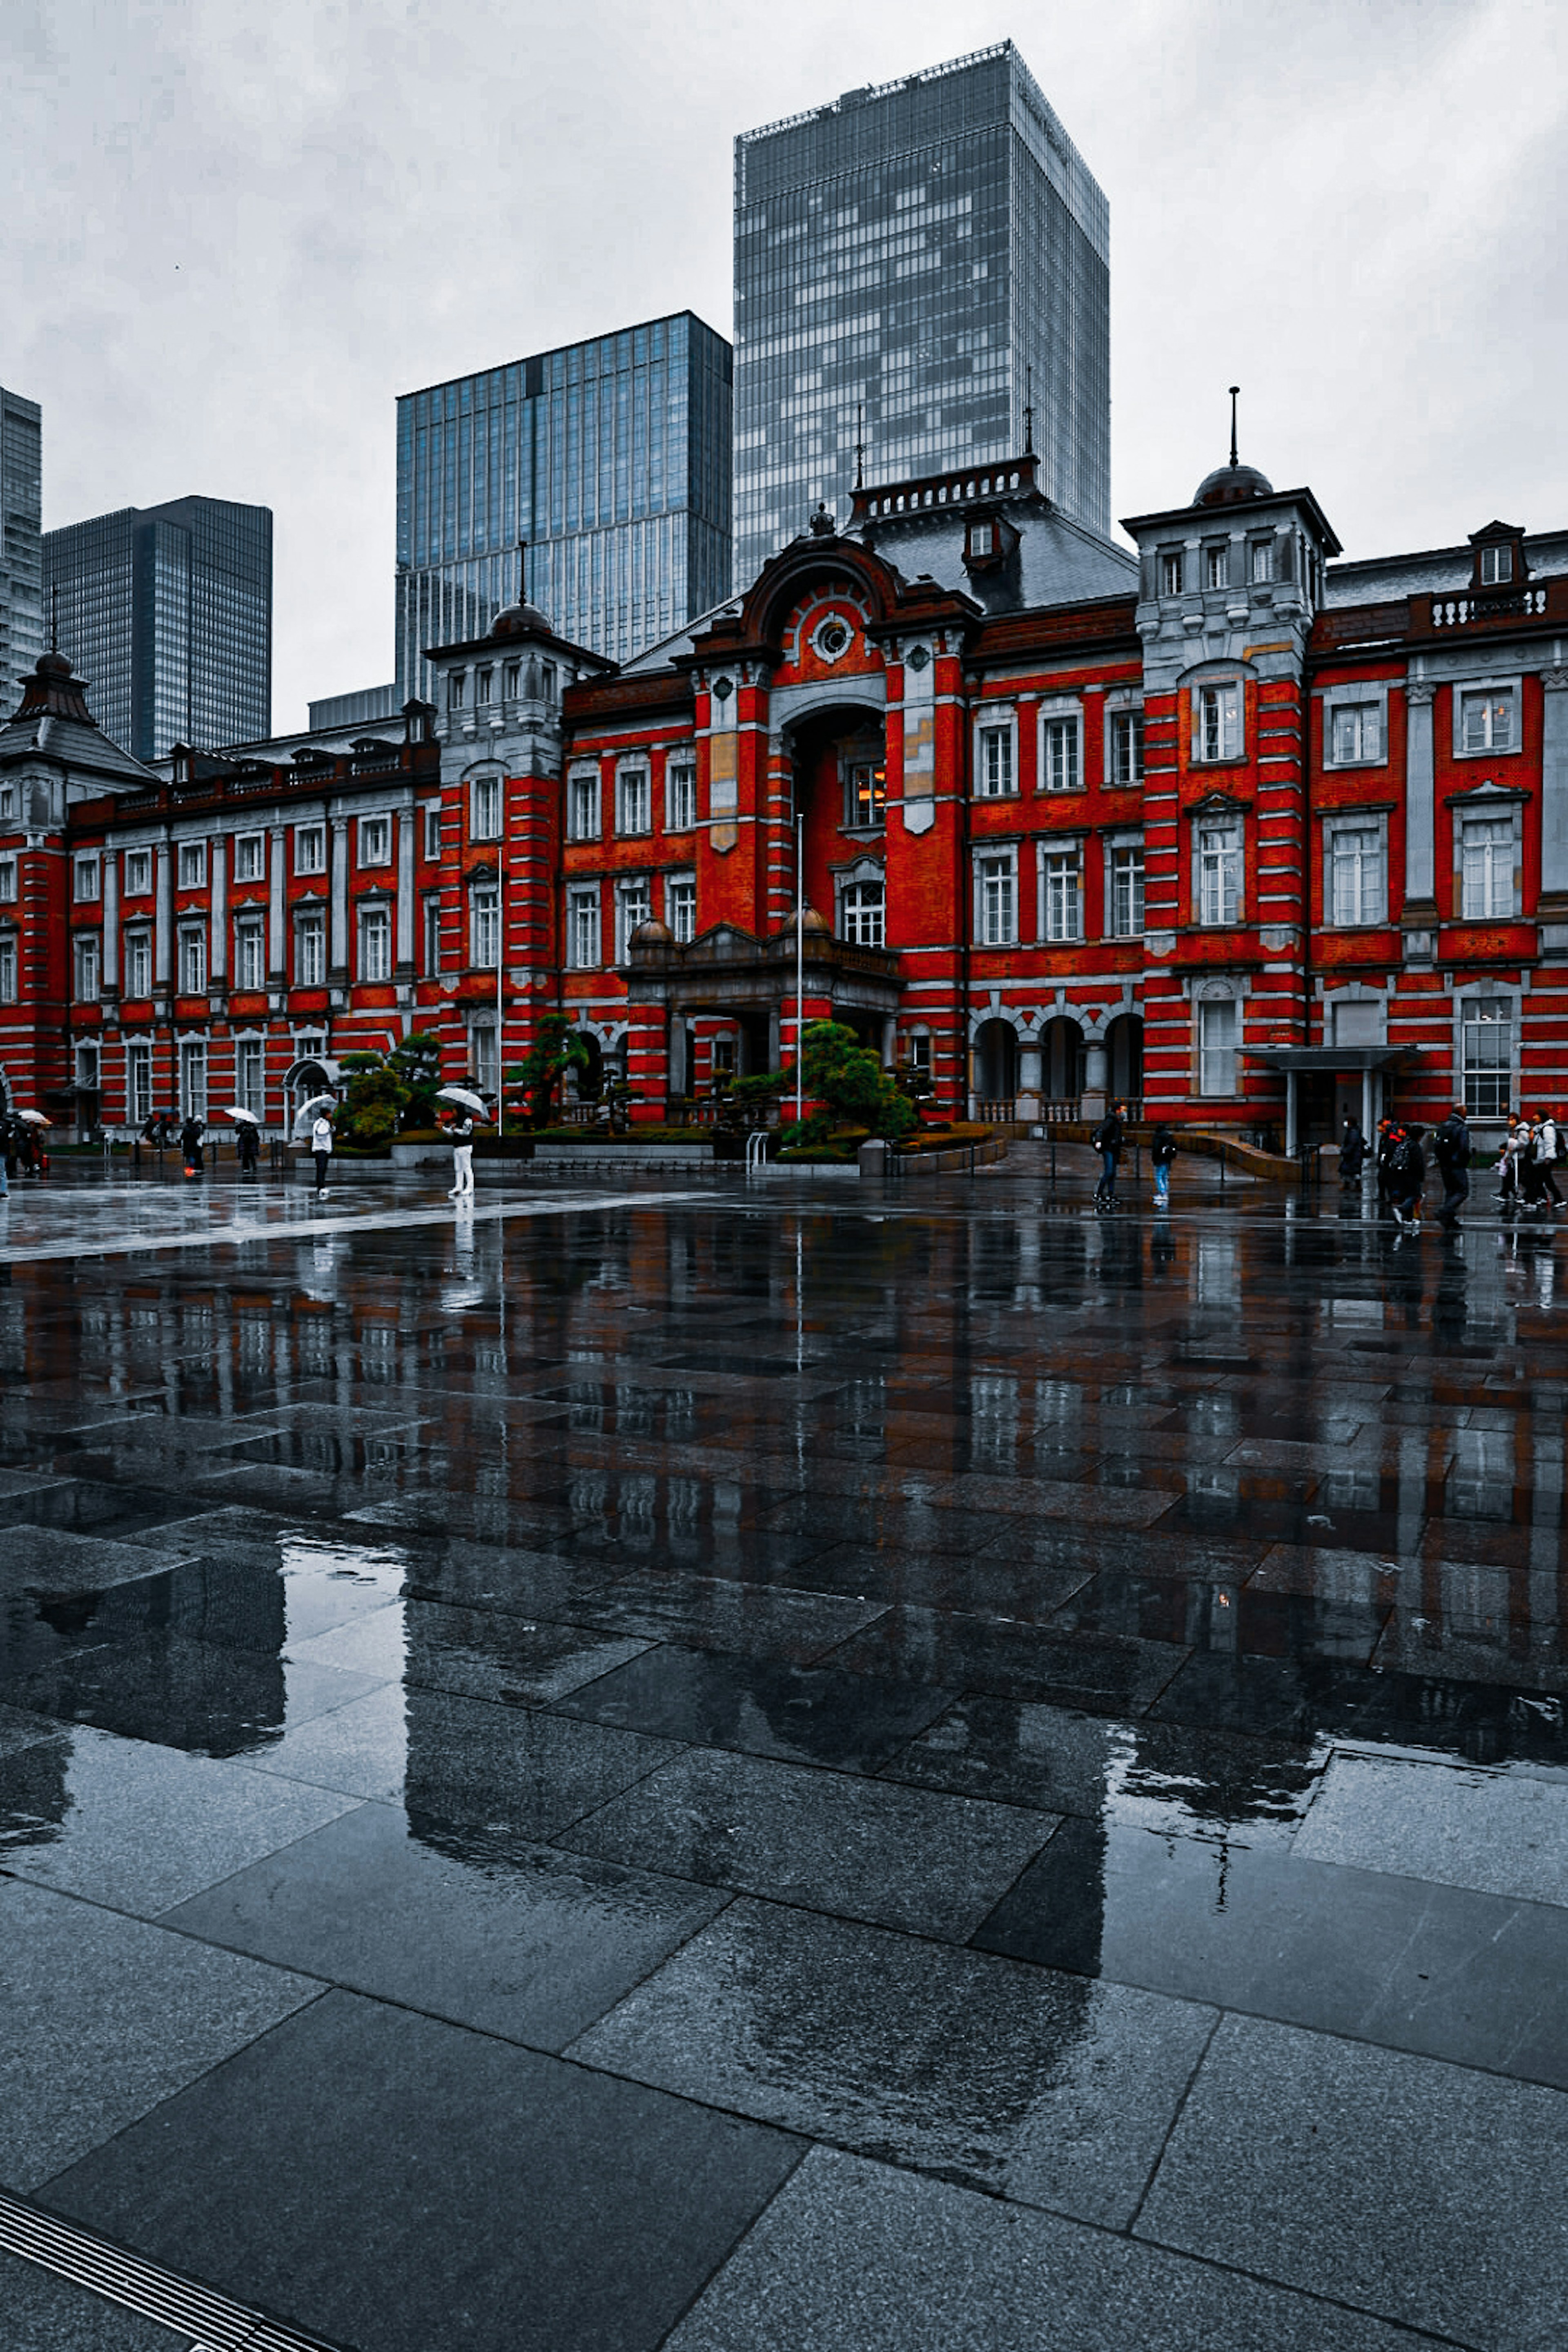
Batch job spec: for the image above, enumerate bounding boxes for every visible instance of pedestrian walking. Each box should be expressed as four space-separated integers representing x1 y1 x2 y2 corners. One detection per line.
0 1111 11 1200
1431 1104 1471 1229
1497 1114 1525 1209
1388 1123 1426 1232
1150 1121 1177 1207
1518 1118 1548 1216
1375 1118 1397 1214
179 1112 205 1178
1536 1110 1563 1209
310 1109 334 1197
1092 1102 1124 1211
1339 1114 1368 1195
236 1121 261 1176
448 1111 476 1198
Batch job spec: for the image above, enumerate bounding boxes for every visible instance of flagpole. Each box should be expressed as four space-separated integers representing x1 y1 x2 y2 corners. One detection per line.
795 812 804 1128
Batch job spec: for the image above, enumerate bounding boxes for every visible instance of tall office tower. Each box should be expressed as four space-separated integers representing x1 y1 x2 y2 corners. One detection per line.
395 310 732 700
44 497 271 760
0 388 43 710
733 41 1110 581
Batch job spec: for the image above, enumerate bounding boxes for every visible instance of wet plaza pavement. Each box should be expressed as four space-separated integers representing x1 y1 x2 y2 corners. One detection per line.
0 1148 1566 2350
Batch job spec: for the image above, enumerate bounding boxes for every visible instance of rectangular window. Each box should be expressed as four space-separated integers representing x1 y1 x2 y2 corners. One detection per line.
503 661 520 700
1042 716 1081 793
470 776 501 840
840 880 885 947
1198 820 1242 925
567 774 600 841
448 670 465 710
1480 545 1513 586
1250 539 1274 583
359 815 392 867
978 855 1016 946
470 888 499 969
666 764 696 832
616 768 651 836
76 1043 100 1092
236 1038 264 1119
125 929 151 997
0 858 15 903
1162 550 1185 597
123 849 152 896
0 936 14 1003
1461 997 1512 1116
178 924 207 994
423 895 442 974
1111 846 1145 937
471 1025 499 1093
179 1040 207 1120
1204 545 1227 590
126 1041 152 1125
567 885 600 969
977 724 1014 797
294 824 326 875
1460 815 1516 919
1461 691 1513 754
1330 703 1381 764
296 910 326 987
423 806 442 861
616 879 653 962
1043 848 1083 942
1329 826 1385 926
359 905 392 980
1110 711 1145 787
234 916 266 991
177 842 206 889
666 875 696 943
1198 999 1238 1097
74 934 100 999
1196 684 1243 762
233 833 265 882
846 761 886 826
475 667 492 706
73 854 101 902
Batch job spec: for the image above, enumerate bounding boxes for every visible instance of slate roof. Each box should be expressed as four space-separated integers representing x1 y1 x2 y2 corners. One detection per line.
0 654 159 791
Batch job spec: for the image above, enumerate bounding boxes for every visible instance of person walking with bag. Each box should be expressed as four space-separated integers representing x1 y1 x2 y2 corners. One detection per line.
1536 1110 1563 1209
1432 1105 1471 1230
1150 1122 1177 1209
179 1111 206 1180
1092 1102 1124 1211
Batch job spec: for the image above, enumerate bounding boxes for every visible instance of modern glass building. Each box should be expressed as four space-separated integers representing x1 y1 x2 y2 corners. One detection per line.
0 387 43 712
395 311 733 699
44 496 272 760
733 41 1111 581
308 683 399 731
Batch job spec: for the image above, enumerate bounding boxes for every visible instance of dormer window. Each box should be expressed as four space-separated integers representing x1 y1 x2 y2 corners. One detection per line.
969 522 993 558
1479 544 1513 586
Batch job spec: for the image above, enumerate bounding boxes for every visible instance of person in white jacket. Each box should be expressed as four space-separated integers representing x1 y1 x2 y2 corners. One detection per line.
310 1111 334 1197
448 1113 475 1197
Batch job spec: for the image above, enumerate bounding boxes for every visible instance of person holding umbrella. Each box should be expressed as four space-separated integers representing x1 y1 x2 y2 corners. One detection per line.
310 1105 334 1197
225 1107 262 1175
437 1085 487 1198
16 1109 51 1178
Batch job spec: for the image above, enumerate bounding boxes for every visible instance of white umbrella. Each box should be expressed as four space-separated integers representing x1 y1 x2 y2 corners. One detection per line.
437 1085 489 1117
223 1106 261 1125
292 1095 336 1136
16 1110 50 1126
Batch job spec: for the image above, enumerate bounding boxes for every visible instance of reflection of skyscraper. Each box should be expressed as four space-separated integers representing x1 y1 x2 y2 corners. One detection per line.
733 41 1110 580
395 312 733 700
44 496 272 760
0 385 43 709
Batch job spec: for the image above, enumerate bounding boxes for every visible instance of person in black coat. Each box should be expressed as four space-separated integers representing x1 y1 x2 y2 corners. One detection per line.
1431 1105 1471 1229
1339 1116 1367 1193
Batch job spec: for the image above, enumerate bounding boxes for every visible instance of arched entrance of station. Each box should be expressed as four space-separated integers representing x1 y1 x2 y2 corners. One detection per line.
973 1017 1018 1111
782 697 887 933
1105 1013 1144 1108
1041 1016 1085 1109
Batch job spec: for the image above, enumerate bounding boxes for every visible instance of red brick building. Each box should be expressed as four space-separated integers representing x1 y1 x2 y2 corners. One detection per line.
3 441 1565 1146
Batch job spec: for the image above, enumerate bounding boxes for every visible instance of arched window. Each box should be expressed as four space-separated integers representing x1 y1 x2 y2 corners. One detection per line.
840 880 885 947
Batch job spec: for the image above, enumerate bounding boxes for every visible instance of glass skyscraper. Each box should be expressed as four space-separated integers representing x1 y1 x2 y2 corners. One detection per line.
0 386 43 712
44 496 272 760
396 311 732 699
733 41 1110 581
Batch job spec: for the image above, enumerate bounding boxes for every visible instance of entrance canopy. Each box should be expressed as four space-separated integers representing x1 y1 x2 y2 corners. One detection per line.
1247 1045 1425 1153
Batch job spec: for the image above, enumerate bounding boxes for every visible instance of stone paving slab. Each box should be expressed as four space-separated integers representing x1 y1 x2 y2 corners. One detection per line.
1136 2012 1568 2350
663 2146 1448 2352
1294 1751 1568 1905
559 1746 1052 1939
40 1989 804 2352
0 1878 318 2191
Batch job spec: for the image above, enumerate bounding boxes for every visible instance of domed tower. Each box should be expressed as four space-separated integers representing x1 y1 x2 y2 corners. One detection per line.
1118 393 1342 1140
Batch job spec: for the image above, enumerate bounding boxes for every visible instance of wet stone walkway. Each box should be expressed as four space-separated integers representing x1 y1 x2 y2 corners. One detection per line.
0 1151 1565 2350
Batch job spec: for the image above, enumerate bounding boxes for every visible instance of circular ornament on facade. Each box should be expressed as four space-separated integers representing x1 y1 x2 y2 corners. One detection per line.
812 616 852 663
906 644 931 673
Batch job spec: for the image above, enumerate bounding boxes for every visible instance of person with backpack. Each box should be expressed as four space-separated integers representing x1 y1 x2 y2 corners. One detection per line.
1091 1102 1124 1210
179 1111 205 1180
1388 1123 1426 1232
1150 1122 1177 1208
1431 1105 1471 1229
1339 1115 1368 1196
1536 1111 1562 1209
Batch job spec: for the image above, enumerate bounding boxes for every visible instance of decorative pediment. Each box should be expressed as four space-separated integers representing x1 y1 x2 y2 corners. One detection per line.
1443 776 1530 808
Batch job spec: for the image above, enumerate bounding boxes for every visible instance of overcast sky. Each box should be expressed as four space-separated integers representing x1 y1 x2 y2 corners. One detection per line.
4 0 1564 732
